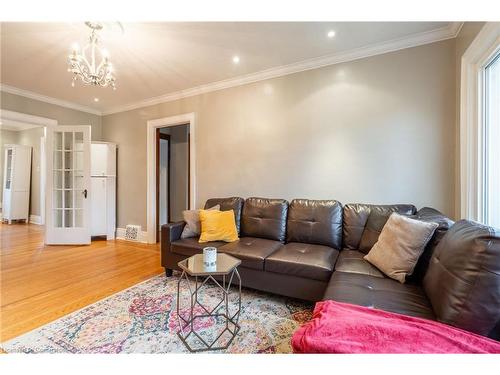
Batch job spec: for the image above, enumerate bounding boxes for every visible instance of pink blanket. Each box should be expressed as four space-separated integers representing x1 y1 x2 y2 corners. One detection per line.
292 300 500 353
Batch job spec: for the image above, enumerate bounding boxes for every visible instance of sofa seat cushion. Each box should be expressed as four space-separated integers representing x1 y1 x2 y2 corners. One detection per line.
171 237 226 257
323 271 435 320
265 242 339 282
335 250 385 278
219 237 283 270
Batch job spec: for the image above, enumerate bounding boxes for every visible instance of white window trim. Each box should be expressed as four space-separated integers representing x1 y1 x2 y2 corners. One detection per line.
460 22 500 221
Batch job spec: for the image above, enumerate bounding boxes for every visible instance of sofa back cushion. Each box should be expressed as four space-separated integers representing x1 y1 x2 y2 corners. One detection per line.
406 207 454 283
423 220 500 337
205 197 244 234
241 197 288 242
342 204 417 250
286 199 342 249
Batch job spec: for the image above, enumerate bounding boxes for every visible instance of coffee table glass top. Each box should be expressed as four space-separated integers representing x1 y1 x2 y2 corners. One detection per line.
178 253 241 276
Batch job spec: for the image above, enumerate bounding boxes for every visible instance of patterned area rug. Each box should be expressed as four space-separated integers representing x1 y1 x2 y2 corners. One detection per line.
1 274 313 353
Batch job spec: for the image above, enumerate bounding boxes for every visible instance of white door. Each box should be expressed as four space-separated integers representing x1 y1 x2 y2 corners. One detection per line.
45 126 91 245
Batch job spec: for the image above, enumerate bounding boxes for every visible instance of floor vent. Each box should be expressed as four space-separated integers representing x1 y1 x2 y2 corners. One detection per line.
125 225 141 241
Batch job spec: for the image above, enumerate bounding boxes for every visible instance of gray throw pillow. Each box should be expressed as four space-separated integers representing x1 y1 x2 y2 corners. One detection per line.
364 213 438 283
180 204 220 239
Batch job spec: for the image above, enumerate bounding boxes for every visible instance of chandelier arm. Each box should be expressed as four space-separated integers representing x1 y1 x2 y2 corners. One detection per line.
67 22 116 89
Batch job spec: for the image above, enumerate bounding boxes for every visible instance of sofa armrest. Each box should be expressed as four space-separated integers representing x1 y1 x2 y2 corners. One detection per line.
161 222 186 269
161 221 185 249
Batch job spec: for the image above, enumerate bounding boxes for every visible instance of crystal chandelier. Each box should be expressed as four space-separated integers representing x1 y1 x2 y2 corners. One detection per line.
68 22 116 90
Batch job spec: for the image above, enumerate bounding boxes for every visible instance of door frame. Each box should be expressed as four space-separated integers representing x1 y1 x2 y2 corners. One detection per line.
156 130 171 242
0 109 58 225
146 113 196 244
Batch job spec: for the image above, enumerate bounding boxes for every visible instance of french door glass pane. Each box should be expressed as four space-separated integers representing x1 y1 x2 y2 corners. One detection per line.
54 170 63 189
54 210 63 227
75 174 84 189
64 190 73 209
55 133 63 150
485 52 500 228
64 210 73 227
75 152 84 170
75 132 84 151
54 190 63 208
54 151 62 169
64 171 73 189
52 130 83 229
64 152 73 170
75 191 84 208
75 210 83 227
64 132 73 150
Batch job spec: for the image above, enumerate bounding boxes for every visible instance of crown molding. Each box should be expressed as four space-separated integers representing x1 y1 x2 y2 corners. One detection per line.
102 22 464 115
1 23 463 117
0 84 102 116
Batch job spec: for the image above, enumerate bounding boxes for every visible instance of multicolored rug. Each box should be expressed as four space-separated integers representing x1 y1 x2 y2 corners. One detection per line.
1 274 313 353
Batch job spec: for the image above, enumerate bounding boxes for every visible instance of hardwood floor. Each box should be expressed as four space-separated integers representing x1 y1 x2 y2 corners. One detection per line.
0 223 163 342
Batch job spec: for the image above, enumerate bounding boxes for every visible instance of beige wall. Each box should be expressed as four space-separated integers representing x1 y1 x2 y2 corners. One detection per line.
1 91 102 140
454 22 485 218
102 39 457 229
0 129 19 206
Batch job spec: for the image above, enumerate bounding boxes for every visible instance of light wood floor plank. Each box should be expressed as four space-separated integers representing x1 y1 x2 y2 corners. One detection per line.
0 223 163 342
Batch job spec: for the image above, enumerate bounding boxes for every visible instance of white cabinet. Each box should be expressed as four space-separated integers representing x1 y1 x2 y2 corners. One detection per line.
90 142 116 239
91 142 116 176
2 144 32 223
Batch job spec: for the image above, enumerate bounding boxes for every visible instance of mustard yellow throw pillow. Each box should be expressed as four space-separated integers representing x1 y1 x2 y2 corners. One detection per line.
199 209 239 243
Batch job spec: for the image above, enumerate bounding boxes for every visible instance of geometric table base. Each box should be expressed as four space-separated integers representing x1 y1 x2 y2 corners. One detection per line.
176 269 242 352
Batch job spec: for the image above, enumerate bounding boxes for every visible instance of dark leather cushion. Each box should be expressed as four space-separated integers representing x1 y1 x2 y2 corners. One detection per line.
406 207 454 283
219 237 283 270
358 209 393 253
343 204 416 250
324 271 435 320
286 199 342 249
205 197 244 234
265 242 339 281
335 249 385 278
241 197 288 242
423 220 500 336
171 237 227 257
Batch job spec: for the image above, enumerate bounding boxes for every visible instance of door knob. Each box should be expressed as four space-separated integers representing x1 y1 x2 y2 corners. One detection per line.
83 189 88 199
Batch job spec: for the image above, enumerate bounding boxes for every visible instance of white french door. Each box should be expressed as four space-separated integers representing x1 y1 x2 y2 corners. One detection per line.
45 126 91 245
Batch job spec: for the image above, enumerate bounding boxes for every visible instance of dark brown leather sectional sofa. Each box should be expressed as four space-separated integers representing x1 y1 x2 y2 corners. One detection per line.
161 197 500 340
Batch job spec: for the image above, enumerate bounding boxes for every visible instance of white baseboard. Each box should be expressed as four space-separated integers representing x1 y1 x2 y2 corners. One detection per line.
29 215 43 225
116 227 149 243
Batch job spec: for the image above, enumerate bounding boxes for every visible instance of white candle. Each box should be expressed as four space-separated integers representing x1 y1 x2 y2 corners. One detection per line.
203 247 217 266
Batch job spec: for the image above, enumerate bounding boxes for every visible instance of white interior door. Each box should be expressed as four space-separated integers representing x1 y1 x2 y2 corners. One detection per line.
45 126 91 245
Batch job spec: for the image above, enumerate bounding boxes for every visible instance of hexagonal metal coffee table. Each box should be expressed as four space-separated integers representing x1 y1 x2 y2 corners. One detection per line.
176 253 242 352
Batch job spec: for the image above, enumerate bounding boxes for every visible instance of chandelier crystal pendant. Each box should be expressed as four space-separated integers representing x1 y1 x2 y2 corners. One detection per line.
68 22 116 90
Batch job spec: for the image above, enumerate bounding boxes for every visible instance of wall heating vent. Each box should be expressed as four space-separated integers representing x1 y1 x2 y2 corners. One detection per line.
125 225 141 241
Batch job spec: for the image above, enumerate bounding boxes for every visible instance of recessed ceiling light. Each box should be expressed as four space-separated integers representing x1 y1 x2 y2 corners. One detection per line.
232 55 240 64
94 98 99 102
327 30 336 38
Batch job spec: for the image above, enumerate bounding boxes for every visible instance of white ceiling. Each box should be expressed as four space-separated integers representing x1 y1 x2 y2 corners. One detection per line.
1 22 457 114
